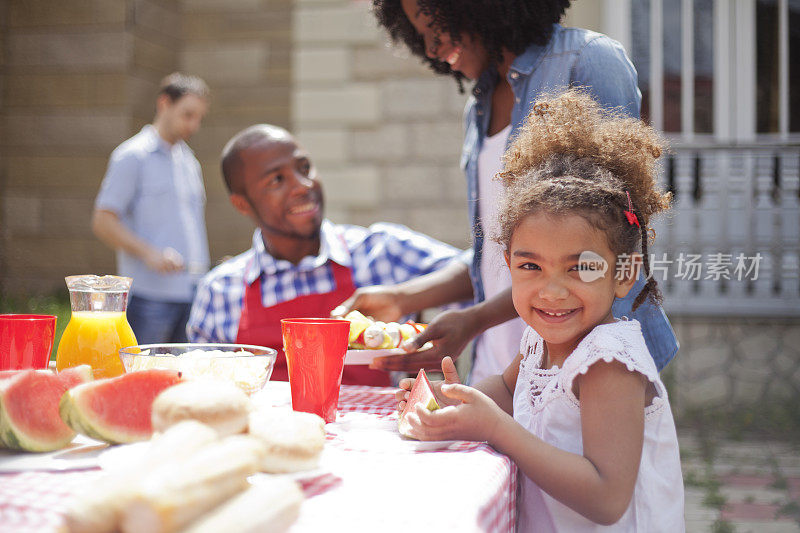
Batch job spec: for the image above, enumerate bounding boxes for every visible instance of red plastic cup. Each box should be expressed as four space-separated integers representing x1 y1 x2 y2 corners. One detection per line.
281 318 350 423
0 314 57 371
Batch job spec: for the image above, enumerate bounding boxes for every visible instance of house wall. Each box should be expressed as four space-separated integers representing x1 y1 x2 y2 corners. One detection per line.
178 0 294 259
291 0 471 248
0 0 293 295
0 0 179 294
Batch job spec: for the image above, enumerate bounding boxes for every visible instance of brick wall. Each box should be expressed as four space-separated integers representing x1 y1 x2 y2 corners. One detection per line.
0 0 159 295
292 0 471 248
179 0 294 264
0 0 293 295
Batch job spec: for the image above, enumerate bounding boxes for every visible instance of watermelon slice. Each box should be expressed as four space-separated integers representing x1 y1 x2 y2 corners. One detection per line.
60 369 183 444
0 369 90 452
57 365 94 389
397 369 440 438
0 365 93 385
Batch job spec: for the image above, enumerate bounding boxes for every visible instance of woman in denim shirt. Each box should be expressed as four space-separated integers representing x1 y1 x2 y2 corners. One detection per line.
335 0 678 381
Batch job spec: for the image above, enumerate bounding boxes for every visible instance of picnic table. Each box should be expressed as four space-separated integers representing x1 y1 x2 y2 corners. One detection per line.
0 382 517 532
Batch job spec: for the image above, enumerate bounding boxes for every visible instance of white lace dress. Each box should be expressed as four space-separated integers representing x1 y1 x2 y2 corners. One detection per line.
512 320 685 532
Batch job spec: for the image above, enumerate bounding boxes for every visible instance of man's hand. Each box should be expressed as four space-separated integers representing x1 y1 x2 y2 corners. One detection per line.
331 286 403 322
370 308 479 372
144 247 185 273
92 209 186 275
396 356 462 413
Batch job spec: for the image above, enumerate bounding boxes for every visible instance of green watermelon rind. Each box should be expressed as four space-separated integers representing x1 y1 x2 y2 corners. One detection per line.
0 403 76 452
0 375 77 452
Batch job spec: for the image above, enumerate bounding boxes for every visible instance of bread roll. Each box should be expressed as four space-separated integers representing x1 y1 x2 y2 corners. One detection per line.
247 409 325 473
152 380 252 436
181 478 304 533
63 421 219 533
121 435 264 533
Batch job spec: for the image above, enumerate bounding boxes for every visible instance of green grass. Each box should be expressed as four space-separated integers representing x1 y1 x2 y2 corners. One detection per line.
777 500 800 522
711 519 736 533
0 292 72 362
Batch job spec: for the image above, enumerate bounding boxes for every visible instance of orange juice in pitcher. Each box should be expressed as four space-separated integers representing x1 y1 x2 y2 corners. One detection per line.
56 275 138 379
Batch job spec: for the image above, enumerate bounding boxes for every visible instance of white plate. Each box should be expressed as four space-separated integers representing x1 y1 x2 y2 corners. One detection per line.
344 342 433 365
97 441 152 472
344 348 404 365
0 434 108 473
326 412 460 452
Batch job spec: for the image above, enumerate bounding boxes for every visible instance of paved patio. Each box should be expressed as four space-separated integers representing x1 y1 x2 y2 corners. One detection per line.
680 430 800 532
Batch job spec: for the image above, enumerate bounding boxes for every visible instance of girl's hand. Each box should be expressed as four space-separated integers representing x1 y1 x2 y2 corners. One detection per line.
403 383 507 443
395 356 461 413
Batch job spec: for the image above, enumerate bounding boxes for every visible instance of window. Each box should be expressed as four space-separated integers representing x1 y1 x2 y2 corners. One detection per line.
628 0 798 139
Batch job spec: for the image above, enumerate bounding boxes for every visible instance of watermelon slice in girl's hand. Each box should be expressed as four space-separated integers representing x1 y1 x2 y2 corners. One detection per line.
397 369 440 439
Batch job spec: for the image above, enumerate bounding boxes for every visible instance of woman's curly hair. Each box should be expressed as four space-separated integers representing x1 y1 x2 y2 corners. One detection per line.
495 89 672 309
372 0 571 91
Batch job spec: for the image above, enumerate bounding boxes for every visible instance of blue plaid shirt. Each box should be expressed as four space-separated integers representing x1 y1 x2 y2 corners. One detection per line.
186 220 463 343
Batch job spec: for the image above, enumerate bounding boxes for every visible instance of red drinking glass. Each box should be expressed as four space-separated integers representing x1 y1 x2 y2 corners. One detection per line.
0 314 57 371
281 318 350 423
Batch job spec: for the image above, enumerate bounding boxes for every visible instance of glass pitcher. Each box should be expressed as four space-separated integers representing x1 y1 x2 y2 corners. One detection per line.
55 275 138 379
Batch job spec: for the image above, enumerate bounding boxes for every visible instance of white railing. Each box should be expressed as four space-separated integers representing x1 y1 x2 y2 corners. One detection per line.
651 141 800 316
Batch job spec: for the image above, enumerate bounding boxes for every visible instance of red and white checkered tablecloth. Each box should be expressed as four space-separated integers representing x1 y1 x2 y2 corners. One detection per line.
0 384 517 533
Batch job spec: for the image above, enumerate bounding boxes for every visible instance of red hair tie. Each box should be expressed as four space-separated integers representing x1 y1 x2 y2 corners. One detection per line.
624 191 640 228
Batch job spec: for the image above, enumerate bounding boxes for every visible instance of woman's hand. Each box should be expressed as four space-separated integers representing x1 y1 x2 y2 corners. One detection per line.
395 356 462 413
372 308 479 372
403 382 508 443
331 286 403 323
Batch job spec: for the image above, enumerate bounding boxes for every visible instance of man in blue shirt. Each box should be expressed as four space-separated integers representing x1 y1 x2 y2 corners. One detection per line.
93 72 210 344
337 0 678 380
186 124 467 385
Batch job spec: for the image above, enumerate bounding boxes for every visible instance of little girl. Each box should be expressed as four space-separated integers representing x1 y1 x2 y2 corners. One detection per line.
397 90 684 531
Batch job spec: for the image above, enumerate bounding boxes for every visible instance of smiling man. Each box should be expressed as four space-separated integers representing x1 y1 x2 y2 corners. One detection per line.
186 124 467 385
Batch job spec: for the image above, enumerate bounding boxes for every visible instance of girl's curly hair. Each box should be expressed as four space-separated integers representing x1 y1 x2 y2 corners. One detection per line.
372 0 571 91
495 89 672 309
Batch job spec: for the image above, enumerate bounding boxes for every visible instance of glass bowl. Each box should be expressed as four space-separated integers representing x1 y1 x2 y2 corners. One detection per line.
119 343 277 395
